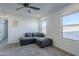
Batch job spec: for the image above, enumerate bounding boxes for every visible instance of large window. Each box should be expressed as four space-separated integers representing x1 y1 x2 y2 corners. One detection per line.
41 20 47 34
63 12 79 41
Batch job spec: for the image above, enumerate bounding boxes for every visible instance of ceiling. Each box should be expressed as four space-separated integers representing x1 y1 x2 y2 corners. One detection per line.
0 3 70 18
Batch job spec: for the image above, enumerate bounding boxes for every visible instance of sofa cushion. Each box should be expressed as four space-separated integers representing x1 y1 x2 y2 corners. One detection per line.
32 33 39 37
20 37 35 46
35 37 52 48
25 33 32 37
32 33 45 37
39 33 45 37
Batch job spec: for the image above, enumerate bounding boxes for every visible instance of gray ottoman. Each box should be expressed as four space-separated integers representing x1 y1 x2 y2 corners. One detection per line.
35 37 52 48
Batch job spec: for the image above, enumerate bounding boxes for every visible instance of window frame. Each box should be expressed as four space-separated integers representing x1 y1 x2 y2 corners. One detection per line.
41 19 47 34
61 11 79 41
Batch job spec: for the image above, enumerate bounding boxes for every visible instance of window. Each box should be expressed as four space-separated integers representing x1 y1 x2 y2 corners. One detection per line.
41 20 47 34
63 12 79 41
0 19 8 41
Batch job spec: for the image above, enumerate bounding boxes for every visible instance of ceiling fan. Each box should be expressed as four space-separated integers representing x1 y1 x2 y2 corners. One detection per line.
16 3 40 13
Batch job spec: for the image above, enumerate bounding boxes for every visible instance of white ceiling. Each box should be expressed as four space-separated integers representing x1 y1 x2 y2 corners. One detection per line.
0 3 70 18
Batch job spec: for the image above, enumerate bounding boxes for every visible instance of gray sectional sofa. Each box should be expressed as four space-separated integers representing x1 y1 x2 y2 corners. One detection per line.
20 33 53 48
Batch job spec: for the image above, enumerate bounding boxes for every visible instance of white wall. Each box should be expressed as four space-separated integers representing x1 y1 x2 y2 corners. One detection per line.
0 11 39 44
47 4 79 55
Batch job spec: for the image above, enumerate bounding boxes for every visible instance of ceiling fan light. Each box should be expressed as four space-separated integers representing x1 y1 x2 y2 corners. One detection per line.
37 13 40 17
28 9 31 13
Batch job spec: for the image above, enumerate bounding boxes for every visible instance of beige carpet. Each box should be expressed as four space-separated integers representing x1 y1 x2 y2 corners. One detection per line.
0 43 73 56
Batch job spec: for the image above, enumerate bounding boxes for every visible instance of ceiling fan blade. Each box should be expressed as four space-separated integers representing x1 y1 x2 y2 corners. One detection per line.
29 6 40 10
16 6 25 10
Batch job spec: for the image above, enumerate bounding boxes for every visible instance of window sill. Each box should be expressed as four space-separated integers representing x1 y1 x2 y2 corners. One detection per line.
63 37 79 42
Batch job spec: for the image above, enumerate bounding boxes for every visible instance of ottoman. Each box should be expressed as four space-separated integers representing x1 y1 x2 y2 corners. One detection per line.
20 37 35 46
35 37 52 48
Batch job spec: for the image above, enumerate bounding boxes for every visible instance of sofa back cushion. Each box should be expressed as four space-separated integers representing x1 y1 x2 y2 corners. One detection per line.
39 33 45 37
32 33 45 37
25 33 32 37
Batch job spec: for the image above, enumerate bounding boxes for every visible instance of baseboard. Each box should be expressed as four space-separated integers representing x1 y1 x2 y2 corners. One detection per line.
53 45 75 56
7 42 20 45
